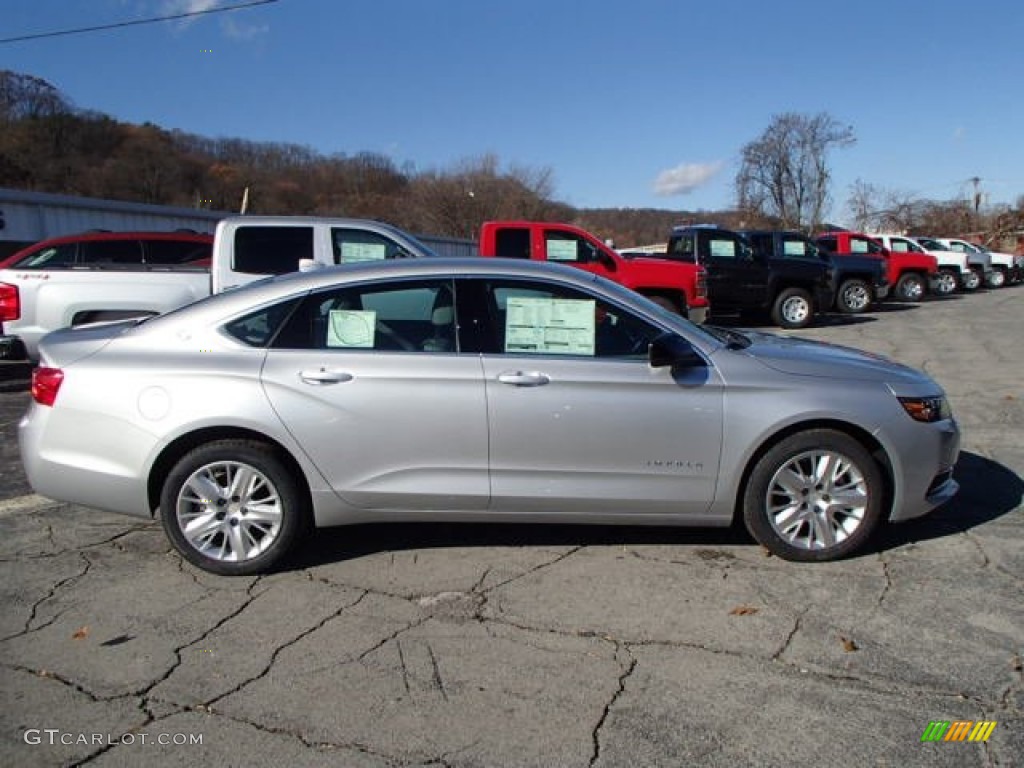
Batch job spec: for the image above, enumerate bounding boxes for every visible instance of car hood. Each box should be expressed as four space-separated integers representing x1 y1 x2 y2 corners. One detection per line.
737 330 927 386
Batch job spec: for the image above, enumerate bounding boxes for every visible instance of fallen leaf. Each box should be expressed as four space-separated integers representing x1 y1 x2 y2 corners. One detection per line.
839 635 859 652
71 626 89 641
729 605 758 616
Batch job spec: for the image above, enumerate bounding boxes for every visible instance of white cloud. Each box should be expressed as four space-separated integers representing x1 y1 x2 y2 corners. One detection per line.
653 161 723 196
223 16 268 40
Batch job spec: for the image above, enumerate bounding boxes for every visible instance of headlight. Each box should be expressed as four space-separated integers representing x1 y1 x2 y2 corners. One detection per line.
898 396 951 423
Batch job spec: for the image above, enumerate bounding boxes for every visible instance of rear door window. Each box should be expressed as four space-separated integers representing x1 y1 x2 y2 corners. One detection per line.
233 226 314 274
79 239 144 266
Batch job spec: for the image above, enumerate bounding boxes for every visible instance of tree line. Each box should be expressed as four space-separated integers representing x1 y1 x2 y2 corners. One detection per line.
1 70 1019 249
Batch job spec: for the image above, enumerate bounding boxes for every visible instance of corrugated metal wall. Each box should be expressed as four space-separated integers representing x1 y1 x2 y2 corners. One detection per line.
0 187 479 259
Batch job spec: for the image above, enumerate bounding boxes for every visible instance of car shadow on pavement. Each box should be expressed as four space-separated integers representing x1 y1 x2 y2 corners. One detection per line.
291 518 754 571
289 450 1022 571
871 450 1023 552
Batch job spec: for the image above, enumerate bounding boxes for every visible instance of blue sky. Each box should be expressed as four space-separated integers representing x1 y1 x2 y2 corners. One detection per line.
3 0 1023 224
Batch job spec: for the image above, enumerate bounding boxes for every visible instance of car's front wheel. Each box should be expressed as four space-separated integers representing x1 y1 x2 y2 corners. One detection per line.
771 287 814 329
160 440 308 575
987 268 1007 288
962 270 981 291
742 430 884 561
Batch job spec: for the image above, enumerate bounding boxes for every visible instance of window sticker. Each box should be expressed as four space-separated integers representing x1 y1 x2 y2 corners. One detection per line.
852 240 868 253
709 239 736 258
546 239 579 261
327 309 376 348
340 241 388 262
505 297 595 355
783 240 806 257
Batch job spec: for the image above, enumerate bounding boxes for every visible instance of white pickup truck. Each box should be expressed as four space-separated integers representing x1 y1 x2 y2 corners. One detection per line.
868 233 980 294
0 216 445 360
930 237 1022 288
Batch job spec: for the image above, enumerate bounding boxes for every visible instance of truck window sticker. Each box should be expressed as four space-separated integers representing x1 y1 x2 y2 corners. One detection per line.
546 239 580 262
709 239 736 259
504 297 595 356
782 240 806 257
851 239 868 253
340 241 388 262
327 309 376 348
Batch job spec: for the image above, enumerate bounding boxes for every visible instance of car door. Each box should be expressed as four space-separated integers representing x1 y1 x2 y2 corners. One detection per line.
702 231 766 308
259 277 489 510
467 277 724 516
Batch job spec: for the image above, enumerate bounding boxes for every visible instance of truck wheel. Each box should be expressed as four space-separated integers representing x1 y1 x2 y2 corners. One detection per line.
895 273 926 302
742 429 883 561
770 287 813 329
986 268 1006 288
160 440 309 575
836 279 872 314
962 270 981 291
933 270 958 296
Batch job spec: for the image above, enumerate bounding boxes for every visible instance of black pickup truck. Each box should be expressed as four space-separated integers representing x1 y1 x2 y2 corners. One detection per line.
739 229 889 315
662 225 833 329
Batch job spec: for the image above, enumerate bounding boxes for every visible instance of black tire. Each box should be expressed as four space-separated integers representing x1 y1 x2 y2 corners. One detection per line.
743 429 884 562
895 272 926 302
160 439 308 575
836 278 872 314
770 287 814 329
933 270 959 296
986 268 1007 288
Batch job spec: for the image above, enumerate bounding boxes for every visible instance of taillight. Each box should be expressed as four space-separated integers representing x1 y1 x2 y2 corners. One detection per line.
31 367 64 407
696 268 708 299
0 282 19 322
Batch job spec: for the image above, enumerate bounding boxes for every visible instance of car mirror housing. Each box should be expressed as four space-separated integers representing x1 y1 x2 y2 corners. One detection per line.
649 332 705 368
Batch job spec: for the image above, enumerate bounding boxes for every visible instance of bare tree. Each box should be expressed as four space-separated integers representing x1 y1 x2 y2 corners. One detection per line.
735 112 855 231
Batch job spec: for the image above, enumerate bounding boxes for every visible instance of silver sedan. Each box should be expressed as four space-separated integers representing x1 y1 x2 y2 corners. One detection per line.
19 258 960 574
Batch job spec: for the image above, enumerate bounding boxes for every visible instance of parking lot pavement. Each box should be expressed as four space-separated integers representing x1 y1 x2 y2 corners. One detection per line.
1 287 1022 768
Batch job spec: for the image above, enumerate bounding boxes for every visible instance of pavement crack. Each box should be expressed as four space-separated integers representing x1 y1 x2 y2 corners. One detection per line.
0 551 91 642
479 545 584 594
396 638 411 694
425 641 449 701
772 612 804 661
876 553 893 609
588 644 636 768
203 589 370 708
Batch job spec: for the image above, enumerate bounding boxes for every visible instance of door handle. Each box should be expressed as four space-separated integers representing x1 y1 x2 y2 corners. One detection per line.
497 371 550 387
299 369 354 385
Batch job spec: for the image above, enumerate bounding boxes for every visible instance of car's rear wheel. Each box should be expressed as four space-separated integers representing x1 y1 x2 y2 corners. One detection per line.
895 272 926 302
743 430 883 561
836 278 871 314
771 287 814 329
987 268 1006 288
160 440 308 575
933 270 958 296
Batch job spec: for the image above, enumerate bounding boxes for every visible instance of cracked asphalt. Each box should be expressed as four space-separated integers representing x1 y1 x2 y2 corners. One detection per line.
1 286 1022 768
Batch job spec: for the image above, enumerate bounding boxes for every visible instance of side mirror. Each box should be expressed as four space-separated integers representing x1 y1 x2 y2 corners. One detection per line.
649 332 706 369
597 249 617 271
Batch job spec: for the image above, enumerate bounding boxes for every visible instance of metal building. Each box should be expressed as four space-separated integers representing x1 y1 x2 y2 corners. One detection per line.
0 188 229 259
0 187 477 259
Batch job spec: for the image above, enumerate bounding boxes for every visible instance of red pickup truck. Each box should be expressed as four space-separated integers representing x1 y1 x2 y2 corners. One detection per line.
814 230 938 302
478 221 709 323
